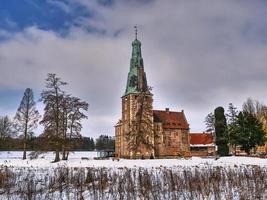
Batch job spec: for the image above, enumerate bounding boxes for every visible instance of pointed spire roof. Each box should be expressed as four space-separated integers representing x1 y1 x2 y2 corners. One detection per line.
123 29 150 96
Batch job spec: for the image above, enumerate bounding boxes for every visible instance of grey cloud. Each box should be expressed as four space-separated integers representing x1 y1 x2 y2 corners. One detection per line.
1 0 267 136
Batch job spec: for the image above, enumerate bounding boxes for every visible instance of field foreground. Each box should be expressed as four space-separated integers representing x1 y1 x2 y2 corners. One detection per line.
0 151 266 200
0 151 266 168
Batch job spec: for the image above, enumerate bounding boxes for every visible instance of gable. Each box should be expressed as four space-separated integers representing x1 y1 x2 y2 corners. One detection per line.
153 109 189 129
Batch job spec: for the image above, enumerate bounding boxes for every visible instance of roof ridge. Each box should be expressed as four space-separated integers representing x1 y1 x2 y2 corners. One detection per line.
153 109 182 113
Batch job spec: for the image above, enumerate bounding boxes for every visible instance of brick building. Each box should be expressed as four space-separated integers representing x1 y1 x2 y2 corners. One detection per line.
115 35 190 158
189 133 216 157
153 109 190 158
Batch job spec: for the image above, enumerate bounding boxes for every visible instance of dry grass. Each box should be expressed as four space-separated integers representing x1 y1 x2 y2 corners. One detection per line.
0 164 266 199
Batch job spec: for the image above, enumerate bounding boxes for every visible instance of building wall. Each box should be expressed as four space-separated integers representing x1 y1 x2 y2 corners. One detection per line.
115 93 154 159
116 104 192 158
115 124 121 157
190 146 216 157
154 123 190 158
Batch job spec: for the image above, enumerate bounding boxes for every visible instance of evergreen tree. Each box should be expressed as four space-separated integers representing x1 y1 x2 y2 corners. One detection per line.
14 88 40 159
236 111 266 154
95 135 115 150
88 137 95 150
226 103 239 155
81 137 95 150
214 106 229 156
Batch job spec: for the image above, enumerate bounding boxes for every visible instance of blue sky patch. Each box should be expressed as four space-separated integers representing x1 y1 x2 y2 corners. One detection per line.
0 0 93 35
0 89 25 111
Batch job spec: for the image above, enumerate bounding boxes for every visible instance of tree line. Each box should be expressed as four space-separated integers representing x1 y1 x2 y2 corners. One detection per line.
0 135 95 151
0 117 115 151
205 98 267 156
0 73 114 162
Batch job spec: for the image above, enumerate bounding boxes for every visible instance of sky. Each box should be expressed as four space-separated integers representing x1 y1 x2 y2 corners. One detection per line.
1 0 267 138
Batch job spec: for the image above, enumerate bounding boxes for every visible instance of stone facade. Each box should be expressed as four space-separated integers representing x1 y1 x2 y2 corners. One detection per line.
115 94 154 158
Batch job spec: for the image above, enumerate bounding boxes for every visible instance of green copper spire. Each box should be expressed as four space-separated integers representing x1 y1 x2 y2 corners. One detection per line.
124 29 149 96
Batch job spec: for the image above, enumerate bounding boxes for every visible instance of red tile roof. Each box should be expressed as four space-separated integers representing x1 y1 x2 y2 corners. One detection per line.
153 109 189 129
190 133 214 145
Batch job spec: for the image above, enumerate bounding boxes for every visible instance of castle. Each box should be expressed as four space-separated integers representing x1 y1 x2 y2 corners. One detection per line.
115 34 193 159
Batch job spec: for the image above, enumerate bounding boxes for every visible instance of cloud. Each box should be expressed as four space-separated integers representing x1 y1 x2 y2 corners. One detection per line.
0 26 130 137
1 0 267 136
47 0 71 13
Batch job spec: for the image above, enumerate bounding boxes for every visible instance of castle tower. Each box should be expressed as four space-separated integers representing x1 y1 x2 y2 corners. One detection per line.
115 31 154 158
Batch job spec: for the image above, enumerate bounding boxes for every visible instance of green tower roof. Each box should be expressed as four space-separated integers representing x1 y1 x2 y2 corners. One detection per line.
123 37 150 96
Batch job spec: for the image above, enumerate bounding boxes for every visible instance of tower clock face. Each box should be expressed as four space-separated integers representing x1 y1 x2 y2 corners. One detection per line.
129 75 137 88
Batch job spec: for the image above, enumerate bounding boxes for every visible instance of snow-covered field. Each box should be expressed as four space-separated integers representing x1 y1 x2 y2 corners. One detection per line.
0 151 266 168
0 151 266 200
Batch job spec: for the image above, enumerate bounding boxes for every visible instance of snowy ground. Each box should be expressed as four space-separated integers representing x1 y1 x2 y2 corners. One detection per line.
0 151 266 168
0 151 266 200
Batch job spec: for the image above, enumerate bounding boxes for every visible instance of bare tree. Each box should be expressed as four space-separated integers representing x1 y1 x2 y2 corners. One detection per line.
226 103 238 124
242 98 267 152
40 73 89 161
243 98 267 118
242 98 267 130
0 116 13 149
204 112 215 134
59 95 71 160
62 96 89 160
126 87 154 159
14 88 40 159
40 73 67 162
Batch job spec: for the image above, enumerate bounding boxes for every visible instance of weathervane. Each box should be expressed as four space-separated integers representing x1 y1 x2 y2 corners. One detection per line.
134 25 138 39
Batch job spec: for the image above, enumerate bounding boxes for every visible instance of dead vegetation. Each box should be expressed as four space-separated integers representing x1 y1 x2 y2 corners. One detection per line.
0 165 266 199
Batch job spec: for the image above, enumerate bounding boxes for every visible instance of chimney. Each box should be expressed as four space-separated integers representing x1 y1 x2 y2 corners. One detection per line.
181 110 184 113
165 108 170 113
